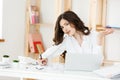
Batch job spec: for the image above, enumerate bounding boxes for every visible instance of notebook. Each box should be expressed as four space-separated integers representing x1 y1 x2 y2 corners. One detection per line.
93 64 120 79
64 53 103 71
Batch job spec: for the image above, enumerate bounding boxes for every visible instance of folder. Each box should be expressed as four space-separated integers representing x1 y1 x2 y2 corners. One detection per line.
29 33 44 54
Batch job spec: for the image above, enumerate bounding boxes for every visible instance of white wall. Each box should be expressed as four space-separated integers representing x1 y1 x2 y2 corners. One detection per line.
0 0 26 80
71 0 90 26
0 0 26 60
0 0 3 39
105 0 120 61
106 0 120 27
105 29 120 61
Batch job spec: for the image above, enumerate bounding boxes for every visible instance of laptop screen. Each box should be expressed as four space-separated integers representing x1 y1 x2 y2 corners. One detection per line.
64 53 103 71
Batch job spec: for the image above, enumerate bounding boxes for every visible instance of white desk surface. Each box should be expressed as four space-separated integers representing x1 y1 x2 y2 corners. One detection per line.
0 66 111 80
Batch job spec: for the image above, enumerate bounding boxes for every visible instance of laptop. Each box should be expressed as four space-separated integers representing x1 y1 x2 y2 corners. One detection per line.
64 53 103 71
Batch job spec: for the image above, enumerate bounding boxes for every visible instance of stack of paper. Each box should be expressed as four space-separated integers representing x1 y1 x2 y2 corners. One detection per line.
93 65 120 79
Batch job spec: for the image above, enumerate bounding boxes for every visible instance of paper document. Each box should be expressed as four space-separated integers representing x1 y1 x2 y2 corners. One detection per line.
93 65 120 79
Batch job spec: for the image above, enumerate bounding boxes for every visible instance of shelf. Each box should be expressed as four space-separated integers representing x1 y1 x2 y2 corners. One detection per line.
0 39 5 42
30 23 40 26
103 60 120 66
40 23 54 27
25 0 41 59
96 25 105 31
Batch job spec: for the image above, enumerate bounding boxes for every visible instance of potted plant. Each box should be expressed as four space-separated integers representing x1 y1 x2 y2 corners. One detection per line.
2 55 10 63
13 59 19 63
12 59 19 68
3 55 9 58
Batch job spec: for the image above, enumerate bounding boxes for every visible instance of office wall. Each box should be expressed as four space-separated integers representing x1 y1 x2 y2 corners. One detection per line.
0 0 26 80
0 0 26 60
105 0 120 61
0 0 3 39
71 0 90 27
105 29 120 61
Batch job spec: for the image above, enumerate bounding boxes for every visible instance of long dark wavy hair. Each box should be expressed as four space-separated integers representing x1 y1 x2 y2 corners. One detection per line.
53 11 90 45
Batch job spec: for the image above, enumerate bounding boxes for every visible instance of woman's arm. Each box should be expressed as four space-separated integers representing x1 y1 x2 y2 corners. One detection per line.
38 45 64 66
38 39 66 65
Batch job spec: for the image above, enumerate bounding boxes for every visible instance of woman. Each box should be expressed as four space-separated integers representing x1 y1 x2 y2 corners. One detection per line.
39 11 113 65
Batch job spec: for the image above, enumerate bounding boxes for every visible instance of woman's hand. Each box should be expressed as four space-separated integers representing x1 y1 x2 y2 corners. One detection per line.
38 58 48 66
101 27 114 35
98 27 114 45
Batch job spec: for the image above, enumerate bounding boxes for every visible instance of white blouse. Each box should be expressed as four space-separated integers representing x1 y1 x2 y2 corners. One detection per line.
42 30 102 58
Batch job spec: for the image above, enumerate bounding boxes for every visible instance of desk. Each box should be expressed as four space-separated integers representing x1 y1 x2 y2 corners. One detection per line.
0 66 111 80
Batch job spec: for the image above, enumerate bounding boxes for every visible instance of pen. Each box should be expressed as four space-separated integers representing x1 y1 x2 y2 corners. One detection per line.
39 54 47 65
39 54 42 59
37 44 43 59
61 50 67 58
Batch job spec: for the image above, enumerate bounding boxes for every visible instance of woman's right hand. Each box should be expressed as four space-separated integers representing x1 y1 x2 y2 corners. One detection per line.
38 58 48 66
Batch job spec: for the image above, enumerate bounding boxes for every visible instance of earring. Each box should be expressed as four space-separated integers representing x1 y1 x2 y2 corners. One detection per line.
84 29 88 33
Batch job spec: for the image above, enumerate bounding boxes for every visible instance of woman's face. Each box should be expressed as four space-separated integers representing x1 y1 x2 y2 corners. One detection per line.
60 19 76 36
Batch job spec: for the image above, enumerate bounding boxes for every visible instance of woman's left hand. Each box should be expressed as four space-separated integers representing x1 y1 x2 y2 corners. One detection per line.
102 27 114 35
98 27 114 45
